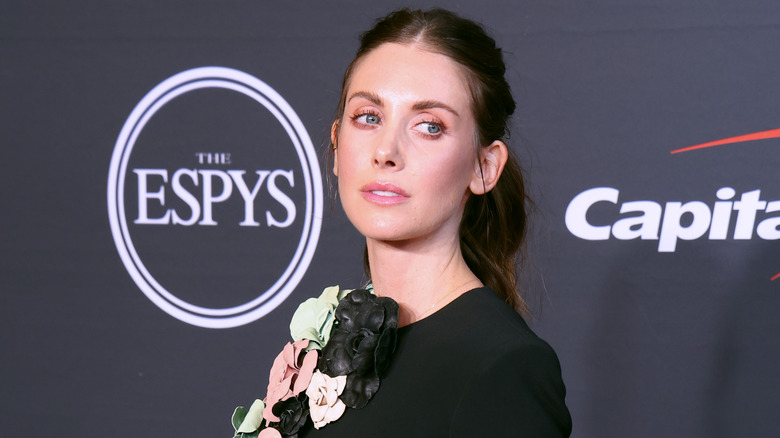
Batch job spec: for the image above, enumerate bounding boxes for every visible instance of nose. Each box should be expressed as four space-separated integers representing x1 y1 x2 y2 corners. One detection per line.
372 129 404 170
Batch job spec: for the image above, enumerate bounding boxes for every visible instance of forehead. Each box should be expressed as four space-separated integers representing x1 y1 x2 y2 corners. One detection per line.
347 43 471 109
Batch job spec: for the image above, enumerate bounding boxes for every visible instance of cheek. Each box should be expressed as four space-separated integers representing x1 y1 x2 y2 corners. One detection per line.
334 131 364 177
428 152 476 195
335 149 359 186
335 148 367 215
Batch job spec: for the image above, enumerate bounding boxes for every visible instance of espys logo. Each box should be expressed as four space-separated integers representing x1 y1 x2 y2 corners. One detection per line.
565 128 779 280
107 67 323 328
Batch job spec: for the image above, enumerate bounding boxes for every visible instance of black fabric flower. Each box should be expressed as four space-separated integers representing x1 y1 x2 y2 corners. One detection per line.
318 289 399 409
269 394 310 437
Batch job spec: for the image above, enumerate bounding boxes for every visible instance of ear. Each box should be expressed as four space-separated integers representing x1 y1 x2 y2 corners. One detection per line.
469 140 508 195
331 121 340 176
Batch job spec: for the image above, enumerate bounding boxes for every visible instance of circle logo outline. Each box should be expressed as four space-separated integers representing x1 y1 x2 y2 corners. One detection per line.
107 66 322 328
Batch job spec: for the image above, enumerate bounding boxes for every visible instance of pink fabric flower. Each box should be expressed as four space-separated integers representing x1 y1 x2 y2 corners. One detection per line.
258 427 282 438
263 339 318 423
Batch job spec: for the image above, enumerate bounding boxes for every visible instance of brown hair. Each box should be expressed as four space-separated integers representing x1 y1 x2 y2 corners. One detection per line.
332 8 530 314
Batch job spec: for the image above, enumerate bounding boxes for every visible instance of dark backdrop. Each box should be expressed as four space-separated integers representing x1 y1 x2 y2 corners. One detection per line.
2 1 779 437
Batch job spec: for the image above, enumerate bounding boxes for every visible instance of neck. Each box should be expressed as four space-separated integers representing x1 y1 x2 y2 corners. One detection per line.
366 236 482 327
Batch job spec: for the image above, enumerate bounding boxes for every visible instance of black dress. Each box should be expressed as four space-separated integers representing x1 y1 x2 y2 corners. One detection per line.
298 287 572 437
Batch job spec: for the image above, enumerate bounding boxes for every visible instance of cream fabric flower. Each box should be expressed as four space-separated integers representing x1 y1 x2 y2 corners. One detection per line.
306 370 347 429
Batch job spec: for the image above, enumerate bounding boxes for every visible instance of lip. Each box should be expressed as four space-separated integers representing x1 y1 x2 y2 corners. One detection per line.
360 182 410 205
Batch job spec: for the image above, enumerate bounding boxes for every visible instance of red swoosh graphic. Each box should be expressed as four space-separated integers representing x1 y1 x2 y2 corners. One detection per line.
671 129 779 282
671 128 780 154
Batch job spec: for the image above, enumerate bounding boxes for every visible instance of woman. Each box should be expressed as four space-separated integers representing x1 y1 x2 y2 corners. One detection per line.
232 8 571 437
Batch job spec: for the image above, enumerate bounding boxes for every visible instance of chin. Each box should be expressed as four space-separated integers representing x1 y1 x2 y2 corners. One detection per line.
354 224 411 243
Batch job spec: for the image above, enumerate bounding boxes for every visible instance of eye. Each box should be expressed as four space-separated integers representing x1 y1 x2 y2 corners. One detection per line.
414 121 443 137
355 113 380 125
424 123 441 135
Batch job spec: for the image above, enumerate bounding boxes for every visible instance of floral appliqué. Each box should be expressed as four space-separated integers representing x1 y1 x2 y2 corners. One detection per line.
232 286 398 437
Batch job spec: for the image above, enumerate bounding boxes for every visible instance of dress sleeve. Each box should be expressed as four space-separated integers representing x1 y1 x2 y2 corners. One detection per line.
449 341 572 437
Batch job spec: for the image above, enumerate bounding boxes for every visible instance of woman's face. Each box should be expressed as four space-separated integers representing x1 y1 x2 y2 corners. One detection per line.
334 43 481 246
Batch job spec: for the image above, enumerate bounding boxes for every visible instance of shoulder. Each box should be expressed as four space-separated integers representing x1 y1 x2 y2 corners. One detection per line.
441 287 548 354
446 288 572 437
451 344 572 437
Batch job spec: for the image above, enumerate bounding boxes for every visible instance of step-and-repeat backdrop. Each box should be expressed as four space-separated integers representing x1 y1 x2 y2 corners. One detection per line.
3 1 779 437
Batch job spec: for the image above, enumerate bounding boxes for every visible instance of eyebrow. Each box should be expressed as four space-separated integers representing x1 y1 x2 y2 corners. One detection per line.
347 91 383 106
347 91 460 118
412 100 460 117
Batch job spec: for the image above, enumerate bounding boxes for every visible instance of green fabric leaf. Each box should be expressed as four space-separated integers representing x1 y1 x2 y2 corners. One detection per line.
290 286 345 350
232 406 247 431
237 399 265 433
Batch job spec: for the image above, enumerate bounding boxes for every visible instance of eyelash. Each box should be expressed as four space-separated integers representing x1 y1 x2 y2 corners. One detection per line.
349 110 446 138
